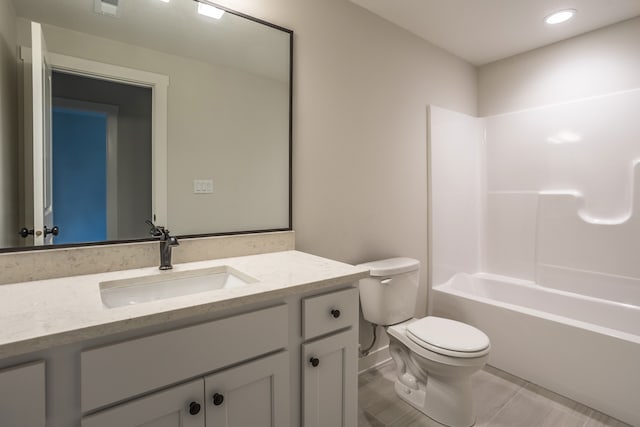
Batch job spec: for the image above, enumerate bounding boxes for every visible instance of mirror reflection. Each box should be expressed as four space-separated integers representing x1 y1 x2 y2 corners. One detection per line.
0 0 292 250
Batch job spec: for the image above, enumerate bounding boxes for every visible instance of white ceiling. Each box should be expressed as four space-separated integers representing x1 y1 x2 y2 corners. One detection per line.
12 0 290 82
349 0 640 65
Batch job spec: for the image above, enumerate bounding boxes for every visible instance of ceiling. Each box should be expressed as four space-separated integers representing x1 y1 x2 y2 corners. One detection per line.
349 0 640 65
12 0 290 82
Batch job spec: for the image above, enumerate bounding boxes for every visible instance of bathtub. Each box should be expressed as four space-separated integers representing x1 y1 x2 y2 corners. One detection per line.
431 273 640 426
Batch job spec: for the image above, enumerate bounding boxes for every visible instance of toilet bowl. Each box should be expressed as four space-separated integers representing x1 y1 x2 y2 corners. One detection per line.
387 317 489 427
357 258 490 427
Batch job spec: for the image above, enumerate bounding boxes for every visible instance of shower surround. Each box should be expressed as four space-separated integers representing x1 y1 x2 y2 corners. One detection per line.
427 89 640 426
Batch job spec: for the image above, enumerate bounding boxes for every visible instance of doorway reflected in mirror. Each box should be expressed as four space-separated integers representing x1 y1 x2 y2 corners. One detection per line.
51 72 152 245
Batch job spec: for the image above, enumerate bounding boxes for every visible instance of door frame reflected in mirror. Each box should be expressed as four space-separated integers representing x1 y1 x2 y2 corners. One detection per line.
19 45 171 236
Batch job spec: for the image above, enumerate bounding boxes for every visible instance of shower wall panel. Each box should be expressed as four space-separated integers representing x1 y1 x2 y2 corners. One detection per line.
428 106 484 287
484 89 640 302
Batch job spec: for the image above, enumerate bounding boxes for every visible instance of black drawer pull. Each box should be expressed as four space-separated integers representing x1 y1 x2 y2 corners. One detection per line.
330 309 341 318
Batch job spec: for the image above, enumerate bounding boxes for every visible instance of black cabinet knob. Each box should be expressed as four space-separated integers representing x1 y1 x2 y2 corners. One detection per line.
330 309 341 318
212 393 224 406
188 401 201 415
310 357 320 367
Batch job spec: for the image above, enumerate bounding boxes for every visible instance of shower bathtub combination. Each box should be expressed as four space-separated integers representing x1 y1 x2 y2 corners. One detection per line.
432 272 640 425
428 89 640 426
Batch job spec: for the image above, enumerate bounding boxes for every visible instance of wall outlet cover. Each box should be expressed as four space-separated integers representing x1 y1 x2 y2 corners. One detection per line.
193 179 213 194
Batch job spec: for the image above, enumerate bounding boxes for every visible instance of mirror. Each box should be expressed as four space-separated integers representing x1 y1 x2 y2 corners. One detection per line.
0 0 292 251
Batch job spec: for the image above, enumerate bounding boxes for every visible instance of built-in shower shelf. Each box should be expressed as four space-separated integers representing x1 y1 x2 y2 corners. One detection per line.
537 164 640 280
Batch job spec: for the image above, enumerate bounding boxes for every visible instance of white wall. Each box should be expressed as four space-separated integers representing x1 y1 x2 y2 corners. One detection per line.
206 0 477 361
0 0 18 247
478 16 640 116
167 62 289 234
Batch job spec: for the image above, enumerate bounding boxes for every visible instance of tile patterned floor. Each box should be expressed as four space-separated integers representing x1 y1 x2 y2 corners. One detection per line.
358 361 631 427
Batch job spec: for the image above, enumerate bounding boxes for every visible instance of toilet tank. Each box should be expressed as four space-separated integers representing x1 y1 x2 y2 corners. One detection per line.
357 258 420 326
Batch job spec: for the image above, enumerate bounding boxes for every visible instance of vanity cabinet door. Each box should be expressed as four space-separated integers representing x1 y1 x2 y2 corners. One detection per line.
302 328 358 427
0 361 45 427
205 351 290 427
81 379 204 427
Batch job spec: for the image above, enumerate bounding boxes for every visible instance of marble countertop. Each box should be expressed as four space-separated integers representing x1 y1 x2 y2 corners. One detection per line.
0 250 369 359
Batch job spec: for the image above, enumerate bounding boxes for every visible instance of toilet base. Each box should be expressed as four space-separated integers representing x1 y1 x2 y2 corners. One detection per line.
394 379 426 415
393 375 476 427
387 324 485 427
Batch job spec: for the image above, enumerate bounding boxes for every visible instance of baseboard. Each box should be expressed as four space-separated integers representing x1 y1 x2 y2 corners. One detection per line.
358 345 391 374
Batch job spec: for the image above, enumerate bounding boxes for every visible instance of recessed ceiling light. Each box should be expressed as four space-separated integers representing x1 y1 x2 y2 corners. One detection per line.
197 2 225 19
545 9 577 25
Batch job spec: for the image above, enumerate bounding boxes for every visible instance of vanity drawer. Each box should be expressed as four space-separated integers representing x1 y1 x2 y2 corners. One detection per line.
81 304 288 412
302 287 358 340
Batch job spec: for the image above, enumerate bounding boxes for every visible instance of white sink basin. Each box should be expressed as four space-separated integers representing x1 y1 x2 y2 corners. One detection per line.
99 266 257 308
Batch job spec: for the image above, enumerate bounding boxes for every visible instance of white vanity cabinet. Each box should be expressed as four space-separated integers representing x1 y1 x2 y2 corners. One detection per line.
82 351 289 427
78 286 360 427
80 304 289 427
0 361 46 427
0 257 366 427
301 288 359 427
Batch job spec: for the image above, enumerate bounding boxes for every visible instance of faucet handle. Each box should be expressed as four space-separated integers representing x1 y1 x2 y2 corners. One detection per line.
145 219 164 237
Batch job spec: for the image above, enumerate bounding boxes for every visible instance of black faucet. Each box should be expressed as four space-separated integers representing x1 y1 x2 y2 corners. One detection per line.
146 220 180 270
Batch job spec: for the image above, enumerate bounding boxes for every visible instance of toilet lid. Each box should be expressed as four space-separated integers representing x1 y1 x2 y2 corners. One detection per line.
406 317 490 355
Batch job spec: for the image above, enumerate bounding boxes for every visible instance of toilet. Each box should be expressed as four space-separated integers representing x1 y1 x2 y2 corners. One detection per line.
358 258 490 427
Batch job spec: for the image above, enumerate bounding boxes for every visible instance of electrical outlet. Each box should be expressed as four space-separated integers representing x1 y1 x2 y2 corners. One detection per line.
193 179 213 194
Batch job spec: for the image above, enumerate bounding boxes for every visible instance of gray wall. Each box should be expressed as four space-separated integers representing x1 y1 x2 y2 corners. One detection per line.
478 16 640 116
211 0 478 361
167 62 289 234
0 0 18 247
221 0 477 294
52 72 153 240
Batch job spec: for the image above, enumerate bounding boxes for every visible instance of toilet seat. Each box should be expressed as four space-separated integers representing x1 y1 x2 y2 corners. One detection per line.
406 317 490 358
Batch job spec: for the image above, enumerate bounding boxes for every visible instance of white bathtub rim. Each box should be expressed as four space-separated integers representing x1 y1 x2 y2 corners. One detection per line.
474 272 640 311
468 273 640 310
433 274 640 345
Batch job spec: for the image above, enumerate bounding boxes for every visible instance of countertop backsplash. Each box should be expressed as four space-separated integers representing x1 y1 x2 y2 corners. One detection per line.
0 231 295 285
